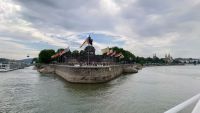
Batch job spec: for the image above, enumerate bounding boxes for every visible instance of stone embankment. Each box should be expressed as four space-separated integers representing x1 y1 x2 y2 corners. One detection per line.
37 64 142 83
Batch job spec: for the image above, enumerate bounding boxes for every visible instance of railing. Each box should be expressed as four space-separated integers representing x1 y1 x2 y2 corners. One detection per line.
164 93 200 113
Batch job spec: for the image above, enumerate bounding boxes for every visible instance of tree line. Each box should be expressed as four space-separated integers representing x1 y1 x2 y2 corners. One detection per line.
33 46 175 65
33 49 77 64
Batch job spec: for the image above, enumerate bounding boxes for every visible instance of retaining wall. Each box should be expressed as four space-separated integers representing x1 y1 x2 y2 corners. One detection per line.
55 65 123 83
40 64 139 83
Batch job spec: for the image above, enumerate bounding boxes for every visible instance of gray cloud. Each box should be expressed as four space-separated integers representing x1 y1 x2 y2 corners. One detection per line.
1 0 200 59
14 0 117 32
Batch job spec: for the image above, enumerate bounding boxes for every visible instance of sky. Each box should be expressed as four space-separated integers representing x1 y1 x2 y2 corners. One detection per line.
1 0 200 59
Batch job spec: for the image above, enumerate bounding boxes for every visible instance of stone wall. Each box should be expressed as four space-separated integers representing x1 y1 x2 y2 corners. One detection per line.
55 65 123 83
38 64 140 83
37 64 55 74
122 64 139 73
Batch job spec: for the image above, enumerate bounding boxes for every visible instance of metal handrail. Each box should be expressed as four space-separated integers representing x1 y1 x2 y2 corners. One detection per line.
164 93 200 113
192 99 200 113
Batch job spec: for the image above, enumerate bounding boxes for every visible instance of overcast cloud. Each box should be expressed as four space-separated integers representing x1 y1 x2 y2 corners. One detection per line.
0 0 200 59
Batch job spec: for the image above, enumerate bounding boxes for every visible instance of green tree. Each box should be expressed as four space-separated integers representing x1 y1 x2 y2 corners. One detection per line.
56 48 64 62
56 48 64 53
32 58 39 64
135 56 145 65
153 57 160 63
65 50 71 57
80 50 86 56
72 50 79 58
146 57 153 64
79 50 87 61
39 49 55 63
109 46 136 63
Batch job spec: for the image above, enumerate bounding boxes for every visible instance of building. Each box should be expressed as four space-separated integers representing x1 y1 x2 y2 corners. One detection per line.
153 53 158 59
175 58 200 64
164 53 173 64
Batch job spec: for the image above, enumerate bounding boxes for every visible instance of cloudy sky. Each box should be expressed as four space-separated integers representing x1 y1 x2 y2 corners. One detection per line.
1 0 200 59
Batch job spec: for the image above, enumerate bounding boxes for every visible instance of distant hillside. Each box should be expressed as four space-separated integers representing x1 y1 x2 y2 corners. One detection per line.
18 58 33 64
0 58 33 64
0 58 9 63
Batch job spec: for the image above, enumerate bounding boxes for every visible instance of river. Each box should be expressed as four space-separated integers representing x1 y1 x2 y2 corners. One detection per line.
0 65 200 113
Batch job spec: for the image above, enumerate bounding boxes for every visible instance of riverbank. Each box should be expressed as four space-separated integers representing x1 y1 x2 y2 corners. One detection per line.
36 64 142 83
0 63 31 72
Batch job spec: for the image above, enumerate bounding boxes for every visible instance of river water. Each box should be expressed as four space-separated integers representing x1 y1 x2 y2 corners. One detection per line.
0 65 200 113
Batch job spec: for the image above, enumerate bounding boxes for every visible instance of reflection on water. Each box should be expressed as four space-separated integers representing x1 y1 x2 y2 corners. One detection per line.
0 65 200 113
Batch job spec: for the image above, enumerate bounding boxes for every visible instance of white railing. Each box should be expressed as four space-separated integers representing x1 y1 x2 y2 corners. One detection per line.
164 93 200 113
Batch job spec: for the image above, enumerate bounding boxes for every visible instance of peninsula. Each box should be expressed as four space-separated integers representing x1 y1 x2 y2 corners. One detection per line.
35 35 199 83
36 36 141 83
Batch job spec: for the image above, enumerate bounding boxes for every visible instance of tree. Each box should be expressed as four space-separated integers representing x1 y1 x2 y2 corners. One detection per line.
65 50 71 57
109 46 136 63
32 58 39 64
56 48 64 53
72 50 79 58
39 49 55 63
146 57 153 64
135 56 145 65
56 48 64 62
79 50 87 61
153 57 160 63
80 50 86 56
